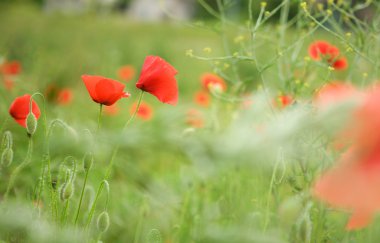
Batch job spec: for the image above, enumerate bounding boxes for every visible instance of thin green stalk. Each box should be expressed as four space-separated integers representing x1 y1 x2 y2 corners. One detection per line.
85 91 144 229
4 136 33 200
96 104 103 134
61 199 70 226
74 168 90 225
133 208 145 243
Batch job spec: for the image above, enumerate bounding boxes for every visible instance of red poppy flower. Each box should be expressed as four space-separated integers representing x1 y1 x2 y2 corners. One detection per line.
308 41 339 61
201 73 227 92
314 82 358 109
186 109 204 128
194 90 210 107
57 88 73 105
130 101 153 121
104 104 120 116
118 65 135 82
314 86 380 230
136 56 178 105
82 75 130 106
1 61 21 75
3 78 14 90
309 41 348 70
9 94 41 127
332 57 348 70
274 94 293 108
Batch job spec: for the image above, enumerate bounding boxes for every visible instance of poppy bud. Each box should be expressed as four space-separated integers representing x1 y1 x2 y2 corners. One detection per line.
83 153 94 172
60 181 74 201
1 131 13 150
97 211 110 233
1 148 13 167
26 113 37 136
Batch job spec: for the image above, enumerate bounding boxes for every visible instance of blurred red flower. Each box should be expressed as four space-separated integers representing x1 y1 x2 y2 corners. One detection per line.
1 61 21 75
104 103 120 116
130 101 153 121
314 86 380 230
57 88 73 105
332 57 348 70
9 94 41 127
274 94 293 108
308 41 347 70
3 77 14 90
201 73 227 92
194 90 210 107
186 109 204 128
314 82 358 109
118 65 136 82
136 56 178 105
82 75 130 106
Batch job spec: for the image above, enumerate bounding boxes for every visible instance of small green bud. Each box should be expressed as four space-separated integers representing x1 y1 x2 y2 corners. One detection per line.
1 148 13 167
60 182 74 201
83 153 94 171
97 211 110 233
1 131 13 150
26 113 37 136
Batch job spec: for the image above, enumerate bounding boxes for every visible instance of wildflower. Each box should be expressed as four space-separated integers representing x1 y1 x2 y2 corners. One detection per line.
314 86 380 230
136 56 178 105
3 78 14 90
9 94 41 128
0 61 21 75
130 101 153 121
118 65 135 82
82 75 130 106
194 91 210 107
57 88 73 105
308 41 348 71
201 73 227 92
274 94 293 108
186 109 204 128
104 104 120 116
314 82 358 109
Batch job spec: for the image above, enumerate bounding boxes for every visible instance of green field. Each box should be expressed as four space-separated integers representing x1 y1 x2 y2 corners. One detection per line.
1 2 380 243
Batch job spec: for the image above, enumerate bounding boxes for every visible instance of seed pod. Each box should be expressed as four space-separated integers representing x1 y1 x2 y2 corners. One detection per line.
60 181 74 201
26 113 37 135
97 211 110 233
1 131 13 150
83 153 94 172
1 148 13 167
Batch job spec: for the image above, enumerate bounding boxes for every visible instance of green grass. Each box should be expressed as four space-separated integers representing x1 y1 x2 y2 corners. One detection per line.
1 2 380 243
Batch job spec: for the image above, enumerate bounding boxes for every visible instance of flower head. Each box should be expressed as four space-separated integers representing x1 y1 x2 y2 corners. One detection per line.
130 101 153 121
201 73 227 92
314 86 380 230
9 94 41 128
194 90 210 107
118 65 136 82
57 88 73 105
308 41 348 70
1 61 21 76
314 82 358 109
82 75 130 106
136 56 178 105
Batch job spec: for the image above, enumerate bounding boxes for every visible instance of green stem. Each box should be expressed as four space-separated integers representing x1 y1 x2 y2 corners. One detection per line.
4 136 33 200
61 199 70 226
96 104 103 135
74 167 90 225
133 206 145 243
85 91 144 229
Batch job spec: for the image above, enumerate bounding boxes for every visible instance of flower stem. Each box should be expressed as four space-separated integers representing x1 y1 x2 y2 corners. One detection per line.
4 136 33 200
85 90 144 229
74 167 90 225
96 104 103 134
